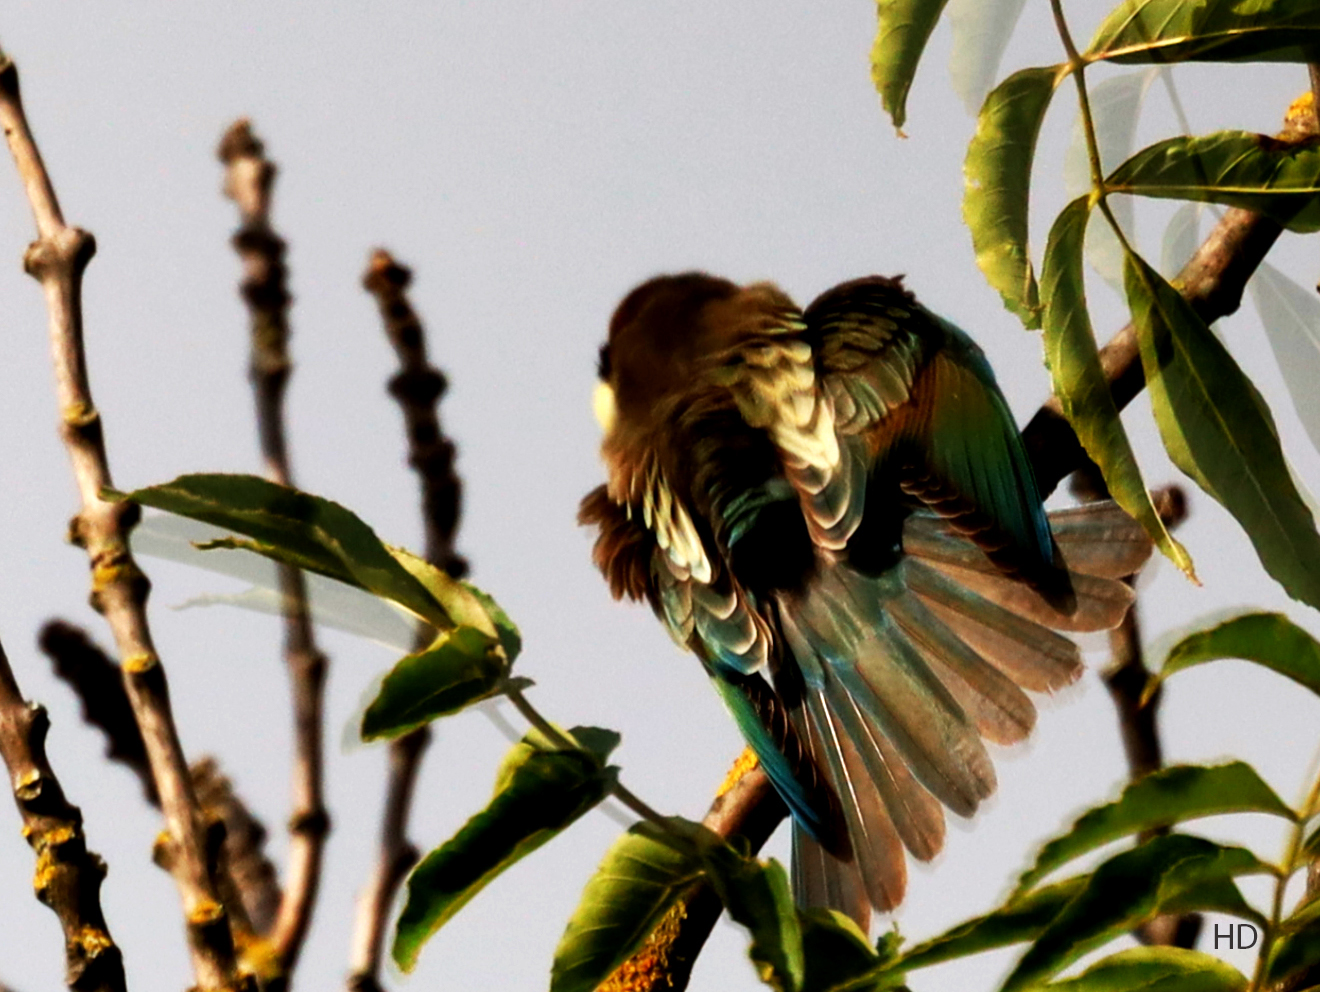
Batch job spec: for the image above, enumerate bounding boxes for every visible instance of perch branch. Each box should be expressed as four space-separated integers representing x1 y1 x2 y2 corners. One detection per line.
630 92 1318 992
0 636 126 992
0 49 241 989
347 250 466 992
218 119 330 975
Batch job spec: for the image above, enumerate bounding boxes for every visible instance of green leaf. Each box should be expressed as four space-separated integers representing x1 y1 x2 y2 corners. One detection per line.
360 627 506 740
946 0 1029 116
1040 196 1193 576
702 849 804 991
387 545 508 647
1251 261 1320 461
1154 612 1320 701
871 0 949 133
893 876 1087 972
550 819 706 992
1015 762 1293 894
799 909 881 992
1001 835 1269 991
1267 919 1320 984
1124 252 1320 612
1108 131 1320 232
393 727 618 972
116 473 454 630
1087 0 1320 64
964 64 1067 328
1045 946 1247 992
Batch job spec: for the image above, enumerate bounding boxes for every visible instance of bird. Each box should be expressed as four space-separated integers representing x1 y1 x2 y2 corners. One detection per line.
579 271 1153 930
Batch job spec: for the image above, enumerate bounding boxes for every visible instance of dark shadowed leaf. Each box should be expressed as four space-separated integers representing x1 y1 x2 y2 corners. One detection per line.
1108 131 1320 231
1045 946 1247 992
964 64 1067 328
1087 0 1320 65
702 849 804 991
1015 762 1293 894
1040 197 1192 576
1266 919 1320 985
1251 261 1320 460
393 727 619 972
946 0 1029 115
1001 835 1269 991
117 474 453 629
799 909 881 992
1155 612 1320 699
891 876 1087 972
871 0 949 133
360 627 505 740
1124 253 1320 611
550 819 707 992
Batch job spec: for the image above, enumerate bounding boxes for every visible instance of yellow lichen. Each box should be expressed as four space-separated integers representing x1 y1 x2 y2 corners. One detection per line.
598 898 688 992
75 926 114 956
124 652 158 673
188 898 225 926
715 747 760 799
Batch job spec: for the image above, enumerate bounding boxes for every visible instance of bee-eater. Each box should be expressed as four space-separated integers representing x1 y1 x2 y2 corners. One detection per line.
580 272 1151 928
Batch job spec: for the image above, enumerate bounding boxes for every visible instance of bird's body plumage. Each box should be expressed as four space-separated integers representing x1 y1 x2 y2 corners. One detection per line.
581 272 1150 929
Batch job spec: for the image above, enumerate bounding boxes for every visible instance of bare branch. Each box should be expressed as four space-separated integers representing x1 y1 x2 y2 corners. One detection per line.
0 48 242 989
347 250 465 992
0 637 126 992
218 118 330 976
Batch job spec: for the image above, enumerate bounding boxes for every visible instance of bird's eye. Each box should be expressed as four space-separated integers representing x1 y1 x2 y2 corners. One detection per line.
596 343 612 380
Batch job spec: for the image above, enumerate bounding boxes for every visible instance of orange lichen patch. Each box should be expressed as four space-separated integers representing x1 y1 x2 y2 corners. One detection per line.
123 652 158 674
598 898 688 992
188 897 225 925
237 935 281 982
715 747 760 799
75 925 114 956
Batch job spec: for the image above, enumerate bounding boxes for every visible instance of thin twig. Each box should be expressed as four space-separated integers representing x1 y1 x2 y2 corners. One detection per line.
218 119 331 976
0 48 241 989
348 250 465 992
0 637 126 992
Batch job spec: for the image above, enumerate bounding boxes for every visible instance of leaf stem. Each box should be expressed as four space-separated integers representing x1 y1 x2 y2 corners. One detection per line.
1250 766 1320 990
1049 0 1105 194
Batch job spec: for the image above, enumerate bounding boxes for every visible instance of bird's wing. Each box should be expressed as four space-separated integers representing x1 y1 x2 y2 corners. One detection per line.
802 277 1062 599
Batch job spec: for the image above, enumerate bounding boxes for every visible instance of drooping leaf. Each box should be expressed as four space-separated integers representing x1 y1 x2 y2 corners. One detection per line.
1040 196 1192 576
550 819 707 992
360 627 506 740
1087 0 1320 65
1044 946 1247 992
1015 762 1293 895
116 474 453 630
964 64 1068 328
1154 612 1320 700
1107 131 1320 232
393 727 619 971
946 0 1029 115
1001 835 1270 991
1124 253 1320 611
1266 919 1320 985
871 0 949 133
387 545 512 652
892 876 1087 972
1160 201 1203 278
1251 261 1320 461
798 909 881 992
1062 71 1154 290
701 850 804 991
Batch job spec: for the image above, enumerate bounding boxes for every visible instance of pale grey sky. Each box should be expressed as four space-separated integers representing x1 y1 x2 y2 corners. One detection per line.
0 4 1316 990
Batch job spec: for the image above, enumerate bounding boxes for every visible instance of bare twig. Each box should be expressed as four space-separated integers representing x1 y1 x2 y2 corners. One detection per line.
218 119 331 975
39 620 156 805
0 49 241 989
348 251 465 992
0 637 126 992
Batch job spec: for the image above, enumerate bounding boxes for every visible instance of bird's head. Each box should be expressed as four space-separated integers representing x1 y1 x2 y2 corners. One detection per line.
593 272 797 443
